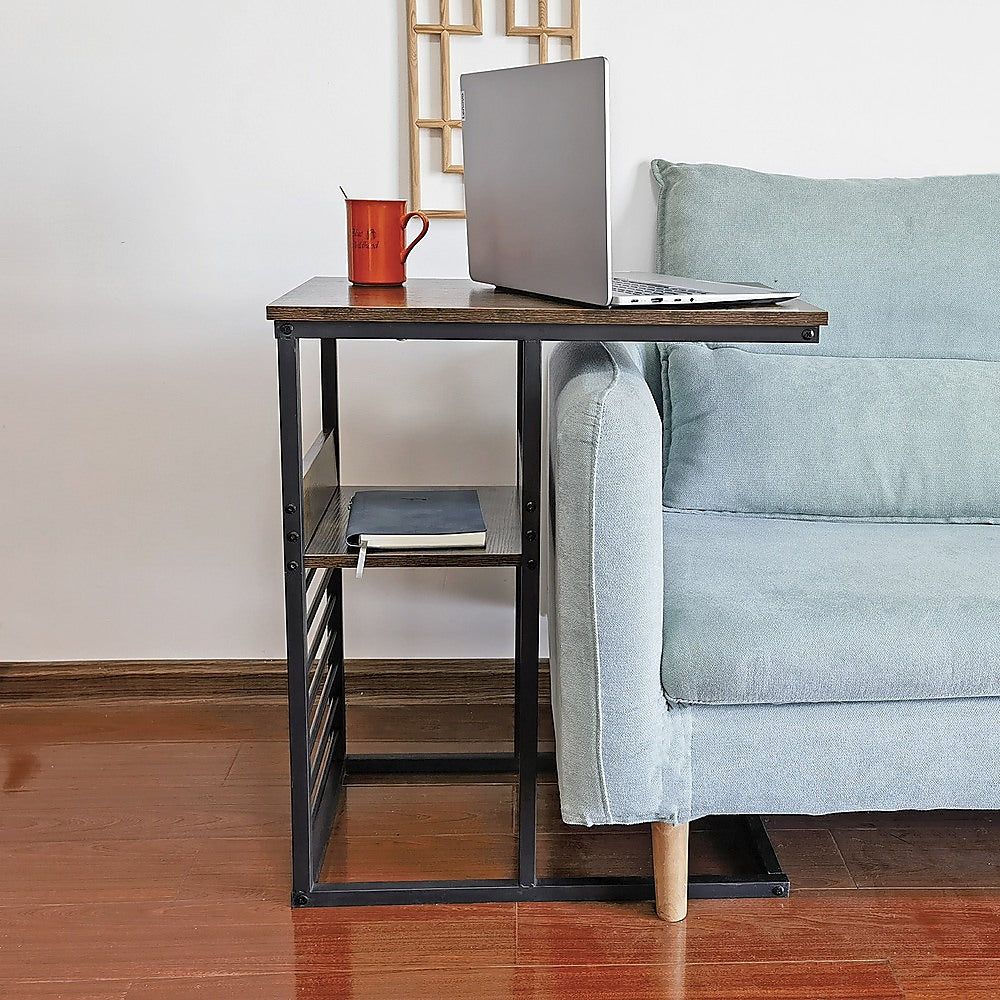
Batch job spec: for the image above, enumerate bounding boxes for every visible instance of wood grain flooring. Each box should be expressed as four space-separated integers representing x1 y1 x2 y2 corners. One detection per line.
118 961 906 999
2 699 997 998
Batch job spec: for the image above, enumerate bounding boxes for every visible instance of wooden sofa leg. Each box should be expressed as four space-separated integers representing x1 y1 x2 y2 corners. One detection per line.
651 821 689 922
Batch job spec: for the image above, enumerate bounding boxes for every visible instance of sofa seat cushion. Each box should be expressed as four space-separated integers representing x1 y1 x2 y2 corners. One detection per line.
661 510 1000 706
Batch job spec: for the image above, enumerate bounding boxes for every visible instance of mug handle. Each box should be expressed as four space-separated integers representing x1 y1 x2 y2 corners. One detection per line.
400 211 430 264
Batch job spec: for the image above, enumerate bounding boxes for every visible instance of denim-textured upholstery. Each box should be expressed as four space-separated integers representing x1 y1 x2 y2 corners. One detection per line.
661 345 1000 521
688 697 1000 819
651 161 1000 362
549 341 1000 823
546 164 1000 826
548 341 685 825
661 511 1000 706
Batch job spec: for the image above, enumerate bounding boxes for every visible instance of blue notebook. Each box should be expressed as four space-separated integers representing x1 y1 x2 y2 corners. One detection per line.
345 490 487 550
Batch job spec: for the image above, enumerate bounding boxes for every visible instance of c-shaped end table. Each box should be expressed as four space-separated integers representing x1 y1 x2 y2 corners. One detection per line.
268 277 828 908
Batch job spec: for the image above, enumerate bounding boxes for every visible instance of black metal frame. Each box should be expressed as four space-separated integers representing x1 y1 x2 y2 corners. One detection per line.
276 320 792 908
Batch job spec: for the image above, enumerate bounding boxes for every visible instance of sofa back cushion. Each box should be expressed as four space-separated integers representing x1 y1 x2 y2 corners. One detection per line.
652 161 1000 519
652 160 1000 362
661 344 1000 521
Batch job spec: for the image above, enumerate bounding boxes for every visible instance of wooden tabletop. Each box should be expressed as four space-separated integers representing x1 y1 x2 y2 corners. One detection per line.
267 277 827 328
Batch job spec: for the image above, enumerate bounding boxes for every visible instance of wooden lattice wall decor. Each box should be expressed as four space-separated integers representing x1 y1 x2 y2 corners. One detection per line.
406 0 581 219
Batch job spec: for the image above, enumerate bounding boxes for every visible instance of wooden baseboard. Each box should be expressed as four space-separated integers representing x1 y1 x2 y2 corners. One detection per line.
345 658 551 707
0 658 551 706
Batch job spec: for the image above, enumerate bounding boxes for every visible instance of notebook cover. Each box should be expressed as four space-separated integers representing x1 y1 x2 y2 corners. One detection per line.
345 490 486 545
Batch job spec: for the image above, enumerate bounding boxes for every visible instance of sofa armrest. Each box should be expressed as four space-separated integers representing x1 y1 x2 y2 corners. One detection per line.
548 342 670 825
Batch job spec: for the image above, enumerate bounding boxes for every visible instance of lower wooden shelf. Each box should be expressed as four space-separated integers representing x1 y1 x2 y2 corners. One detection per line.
304 485 522 569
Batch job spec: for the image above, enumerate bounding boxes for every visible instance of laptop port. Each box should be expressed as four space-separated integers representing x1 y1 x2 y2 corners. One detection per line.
650 297 663 303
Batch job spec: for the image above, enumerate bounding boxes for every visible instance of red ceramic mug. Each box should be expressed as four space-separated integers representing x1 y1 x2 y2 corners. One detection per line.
346 199 430 285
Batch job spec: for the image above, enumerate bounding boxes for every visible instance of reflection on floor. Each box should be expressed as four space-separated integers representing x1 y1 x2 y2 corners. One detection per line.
3 699 998 998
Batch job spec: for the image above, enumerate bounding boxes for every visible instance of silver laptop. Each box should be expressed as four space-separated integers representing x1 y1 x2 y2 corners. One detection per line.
460 57 798 308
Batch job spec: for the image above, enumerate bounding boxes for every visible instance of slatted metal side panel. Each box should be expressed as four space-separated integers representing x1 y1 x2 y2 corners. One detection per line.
304 566 346 881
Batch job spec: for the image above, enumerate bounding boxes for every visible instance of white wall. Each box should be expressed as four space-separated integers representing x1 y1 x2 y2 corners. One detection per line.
2 1 998 661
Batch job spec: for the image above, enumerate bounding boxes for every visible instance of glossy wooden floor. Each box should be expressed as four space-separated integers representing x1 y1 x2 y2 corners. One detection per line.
3 700 999 999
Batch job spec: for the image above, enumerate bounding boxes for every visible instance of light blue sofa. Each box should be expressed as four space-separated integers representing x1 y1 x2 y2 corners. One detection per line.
547 161 1000 920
